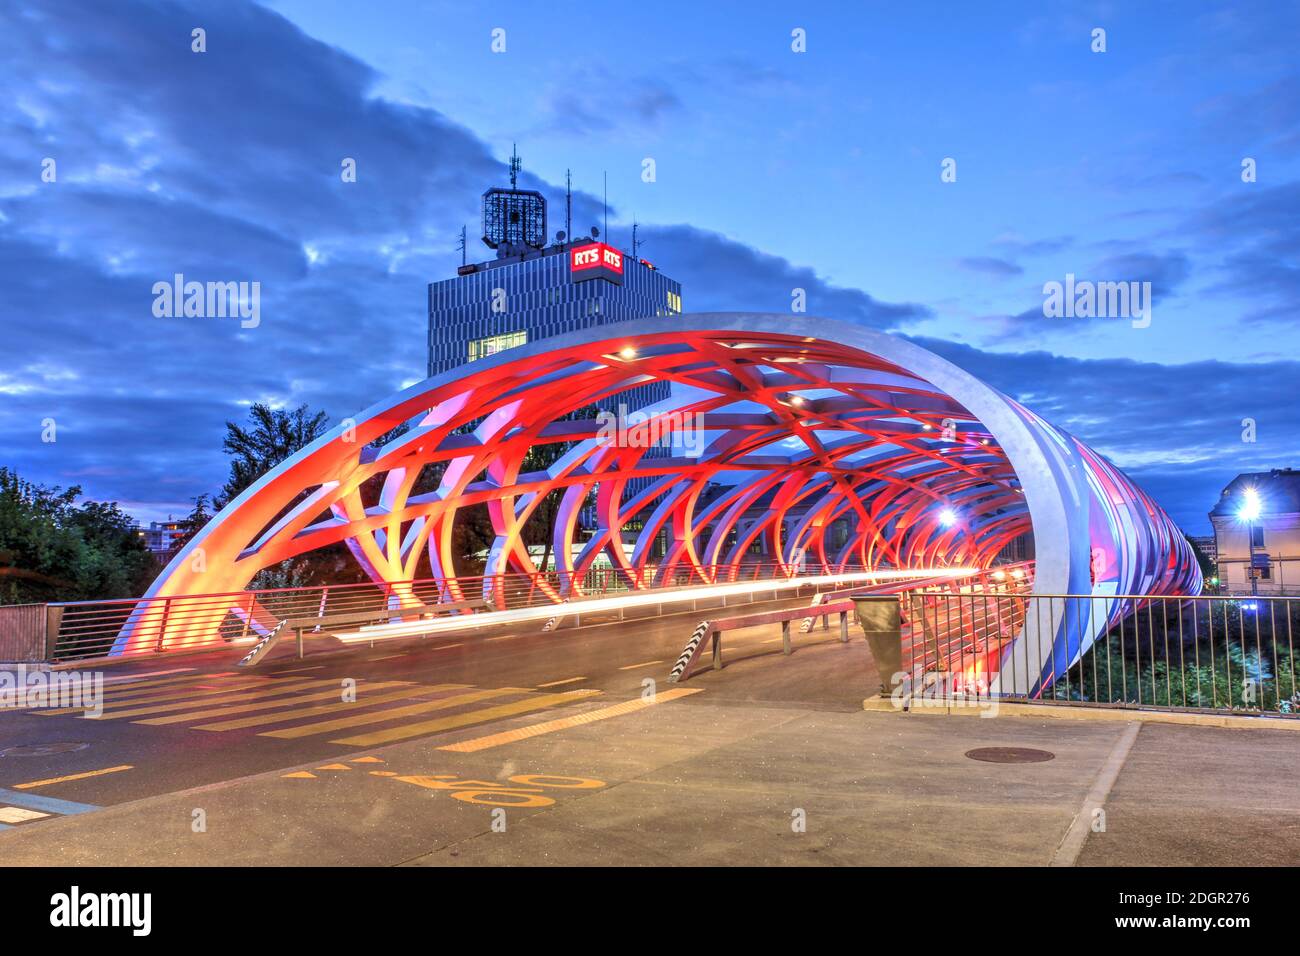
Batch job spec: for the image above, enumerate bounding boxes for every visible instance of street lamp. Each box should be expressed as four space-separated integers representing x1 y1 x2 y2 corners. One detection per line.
1239 487 1262 596
938 508 958 529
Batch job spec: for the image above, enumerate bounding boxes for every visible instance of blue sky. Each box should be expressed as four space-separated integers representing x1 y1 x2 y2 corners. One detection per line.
2 0 1298 532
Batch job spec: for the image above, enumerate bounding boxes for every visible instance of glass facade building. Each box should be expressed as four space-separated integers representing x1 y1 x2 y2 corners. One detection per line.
428 242 683 412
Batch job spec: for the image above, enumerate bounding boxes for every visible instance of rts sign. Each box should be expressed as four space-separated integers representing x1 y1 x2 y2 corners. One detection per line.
570 242 624 285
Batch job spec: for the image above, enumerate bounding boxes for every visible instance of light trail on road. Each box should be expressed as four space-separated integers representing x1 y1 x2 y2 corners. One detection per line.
333 568 979 645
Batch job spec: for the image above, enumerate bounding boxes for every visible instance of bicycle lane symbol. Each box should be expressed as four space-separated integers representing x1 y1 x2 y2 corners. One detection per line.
371 772 606 808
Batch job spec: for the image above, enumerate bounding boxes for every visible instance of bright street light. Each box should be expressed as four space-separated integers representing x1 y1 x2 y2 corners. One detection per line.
938 508 958 528
1238 487 1261 522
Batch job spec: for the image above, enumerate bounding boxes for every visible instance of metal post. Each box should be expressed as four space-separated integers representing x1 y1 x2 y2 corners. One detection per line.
155 598 170 653
297 627 304 659
839 610 849 643
1248 517 1259 596
782 619 791 655
712 630 722 670
44 604 64 661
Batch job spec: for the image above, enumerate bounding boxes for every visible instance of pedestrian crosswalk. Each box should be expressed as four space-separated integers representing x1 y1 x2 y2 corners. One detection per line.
29 671 605 747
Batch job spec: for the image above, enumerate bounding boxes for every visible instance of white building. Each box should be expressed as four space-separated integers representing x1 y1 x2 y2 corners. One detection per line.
1210 469 1300 594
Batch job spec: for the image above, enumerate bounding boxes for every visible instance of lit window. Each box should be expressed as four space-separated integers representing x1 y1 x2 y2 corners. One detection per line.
469 330 527 362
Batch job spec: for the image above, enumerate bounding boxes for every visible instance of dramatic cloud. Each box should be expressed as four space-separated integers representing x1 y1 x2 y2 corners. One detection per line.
0 0 1291 539
0 0 926 521
914 337 1300 528
957 256 1024 278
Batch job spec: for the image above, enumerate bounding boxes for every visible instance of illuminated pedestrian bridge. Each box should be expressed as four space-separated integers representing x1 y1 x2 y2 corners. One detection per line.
121 313 1200 693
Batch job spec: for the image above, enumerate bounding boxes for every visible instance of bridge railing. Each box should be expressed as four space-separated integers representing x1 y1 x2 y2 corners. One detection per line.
44 560 921 662
904 591 1300 717
666 564 1035 683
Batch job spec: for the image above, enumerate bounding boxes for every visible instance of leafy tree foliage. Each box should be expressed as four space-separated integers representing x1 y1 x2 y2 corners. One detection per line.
218 402 330 506
0 467 154 604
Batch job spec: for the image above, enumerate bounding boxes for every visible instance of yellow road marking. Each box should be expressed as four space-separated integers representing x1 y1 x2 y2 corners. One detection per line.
95 672 221 694
100 667 195 685
191 684 470 731
439 688 703 752
43 673 257 708
273 665 325 674
350 756 384 764
37 676 276 715
282 771 316 779
133 680 415 725
430 643 463 651
537 676 587 688
618 660 664 670
83 678 334 720
13 764 134 790
0 807 49 823
315 763 351 771
485 636 515 642
259 687 530 740
330 689 602 747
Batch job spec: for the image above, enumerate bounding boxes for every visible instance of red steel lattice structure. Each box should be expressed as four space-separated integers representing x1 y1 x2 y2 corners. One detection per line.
119 314 1199 694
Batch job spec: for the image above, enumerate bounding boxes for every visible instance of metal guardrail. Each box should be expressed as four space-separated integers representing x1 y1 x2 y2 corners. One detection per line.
667 564 1035 683
906 591 1300 716
42 561 887 663
669 599 856 683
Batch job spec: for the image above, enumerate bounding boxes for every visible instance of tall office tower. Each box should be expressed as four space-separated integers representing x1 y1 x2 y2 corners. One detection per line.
427 155 683 406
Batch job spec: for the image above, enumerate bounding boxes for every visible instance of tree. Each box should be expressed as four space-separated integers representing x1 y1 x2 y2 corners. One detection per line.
171 494 215 553
0 468 153 604
218 402 330 506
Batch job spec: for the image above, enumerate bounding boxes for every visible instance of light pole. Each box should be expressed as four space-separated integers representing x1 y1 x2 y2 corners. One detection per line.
1239 487 1262 597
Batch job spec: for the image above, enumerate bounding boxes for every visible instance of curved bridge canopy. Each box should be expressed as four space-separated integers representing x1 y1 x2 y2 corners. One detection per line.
124 313 1200 693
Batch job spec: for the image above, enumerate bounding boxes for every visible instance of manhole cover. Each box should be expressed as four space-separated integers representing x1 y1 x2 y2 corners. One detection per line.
965 746 1055 764
0 742 90 757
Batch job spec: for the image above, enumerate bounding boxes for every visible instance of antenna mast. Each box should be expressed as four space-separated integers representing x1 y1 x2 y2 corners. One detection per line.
457 225 467 266
603 170 608 242
565 169 572 247
509 143 521 190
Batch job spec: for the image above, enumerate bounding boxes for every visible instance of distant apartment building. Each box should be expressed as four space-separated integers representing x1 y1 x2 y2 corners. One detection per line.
1209 468 1300 593
135 519 184 555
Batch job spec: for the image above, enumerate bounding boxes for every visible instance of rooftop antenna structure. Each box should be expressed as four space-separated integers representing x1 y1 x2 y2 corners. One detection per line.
631 218 644 258
457 225 467 266
603 170 608 244
482 143 546 254
565 169 572 248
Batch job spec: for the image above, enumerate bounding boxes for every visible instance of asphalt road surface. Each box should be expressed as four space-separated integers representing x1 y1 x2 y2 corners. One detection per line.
3 593 1299 866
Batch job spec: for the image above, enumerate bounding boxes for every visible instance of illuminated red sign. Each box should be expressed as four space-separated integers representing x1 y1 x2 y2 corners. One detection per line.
570 242 624 284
